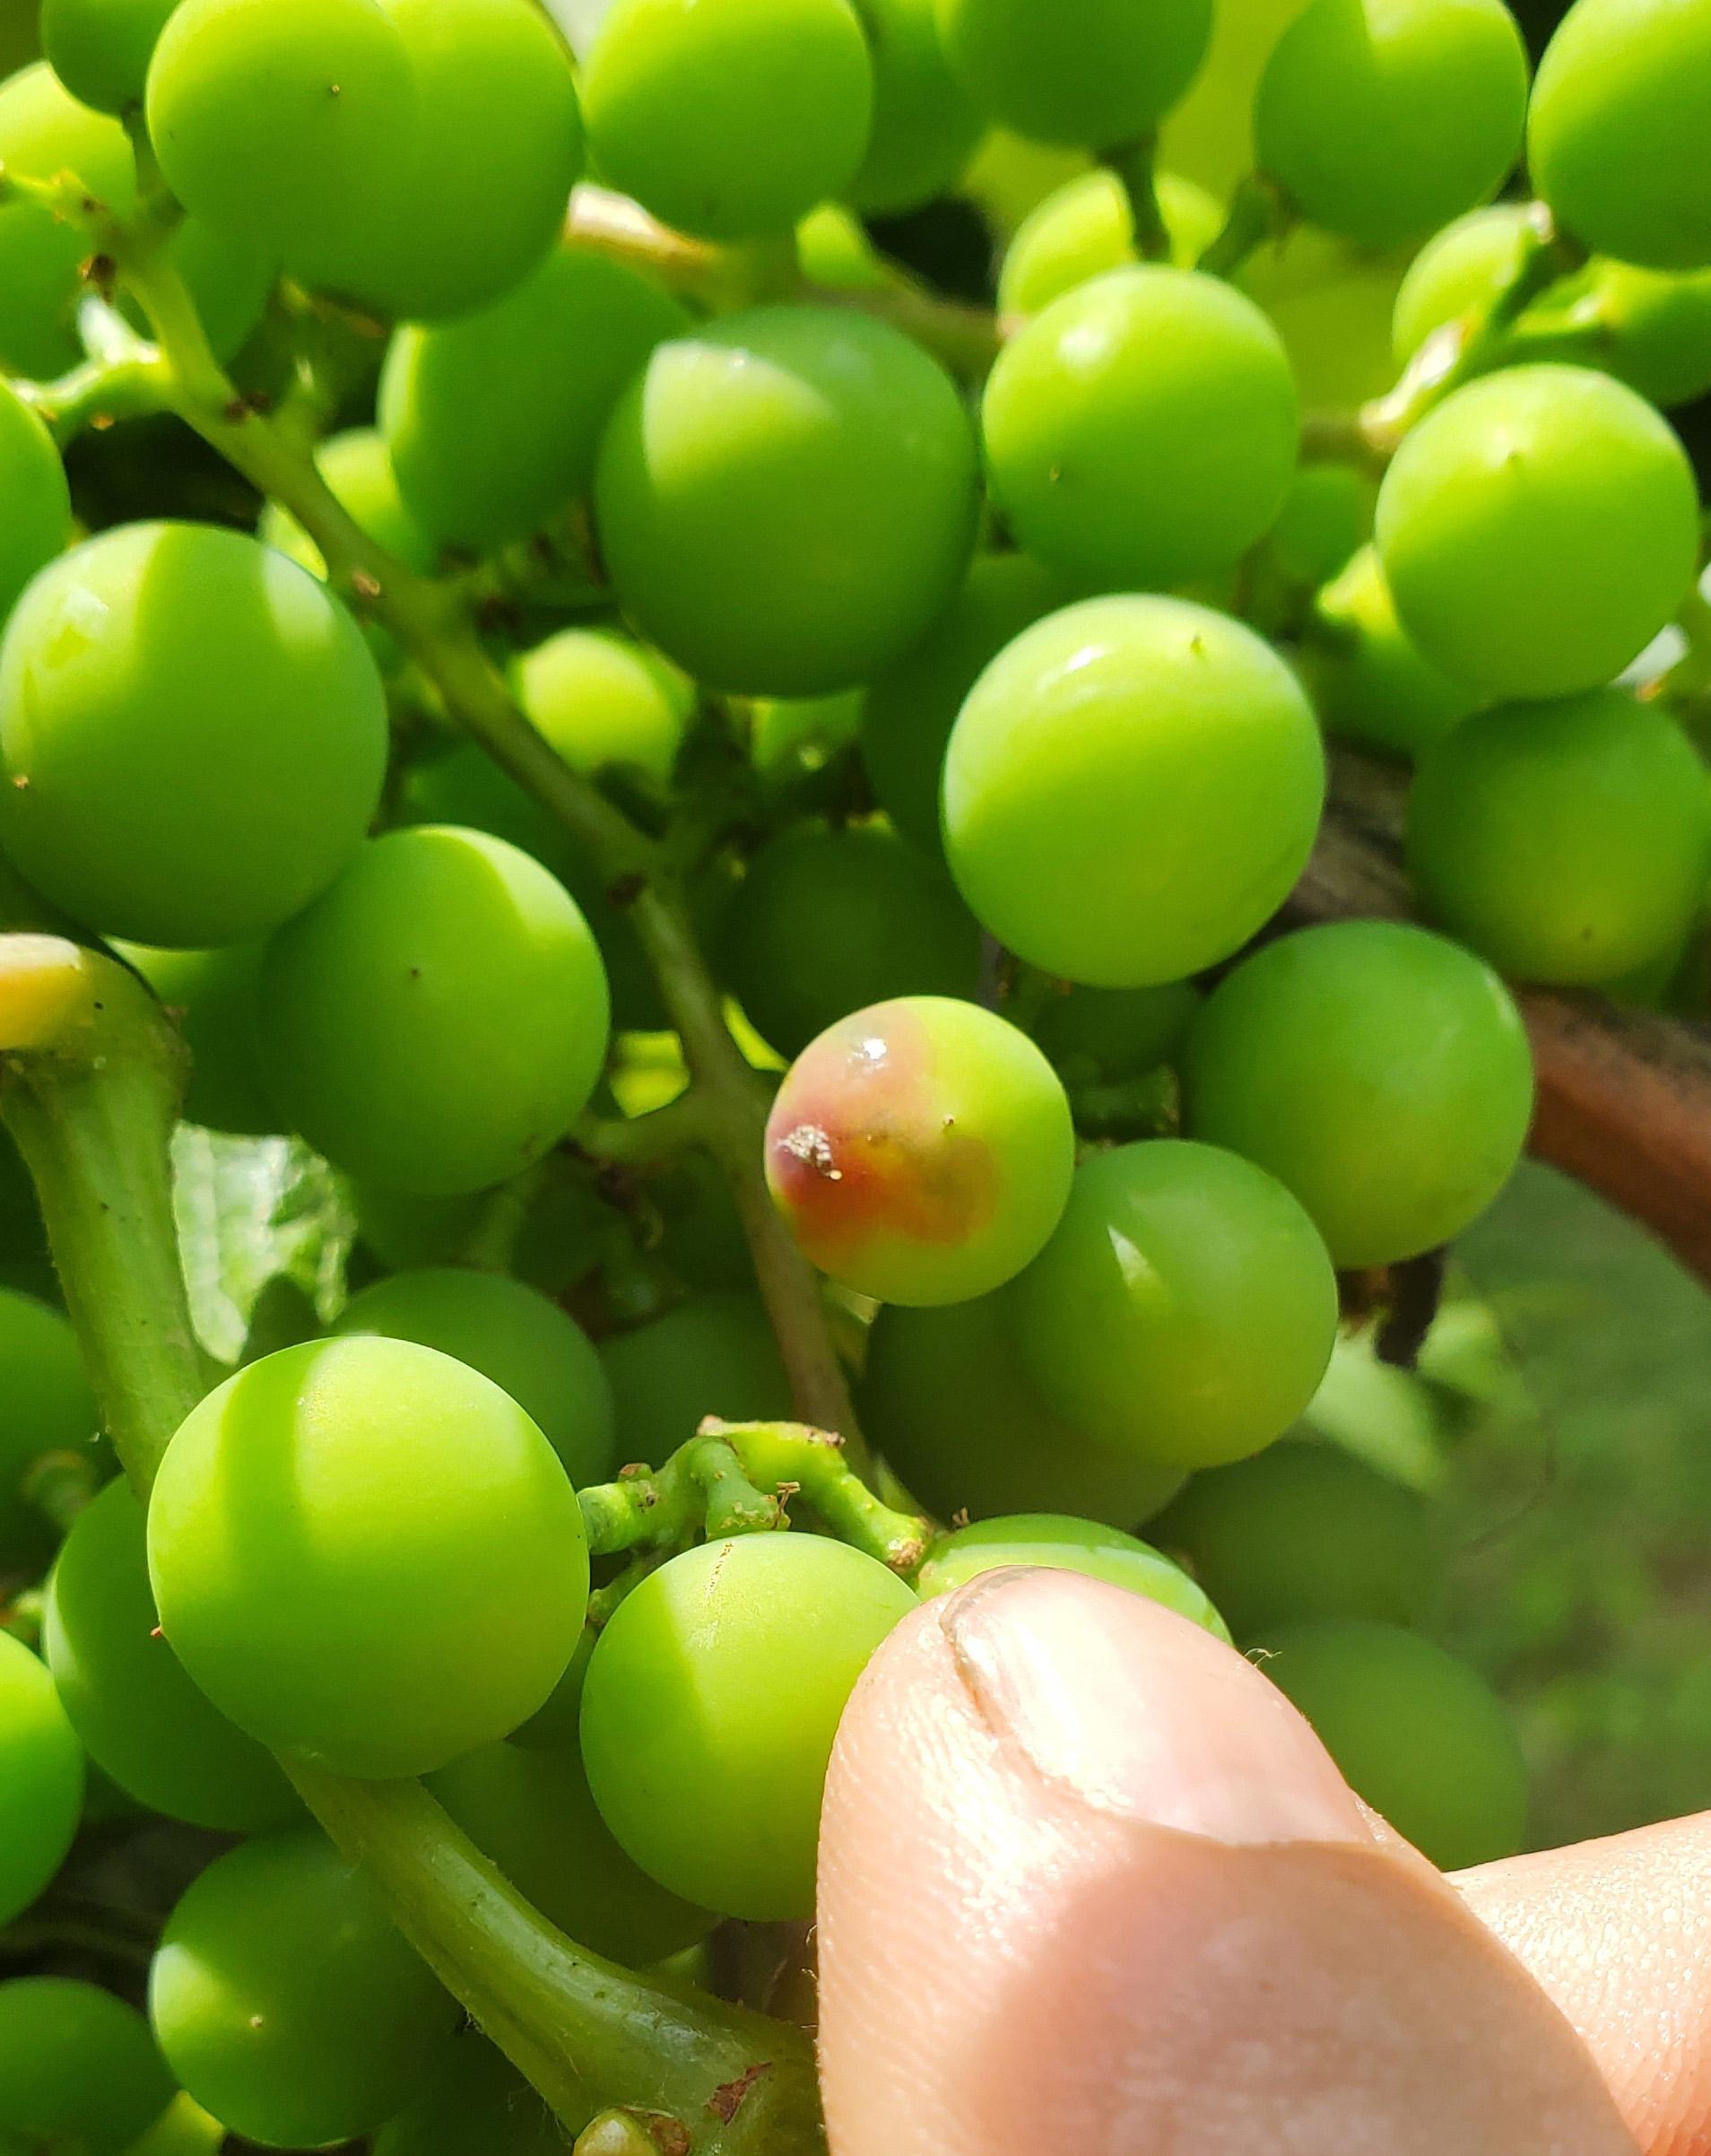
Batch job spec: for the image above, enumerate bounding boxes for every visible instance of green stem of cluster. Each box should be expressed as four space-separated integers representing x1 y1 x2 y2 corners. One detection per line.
578 1091 714 1169
1196 172 1290 282
1107 135 1171 263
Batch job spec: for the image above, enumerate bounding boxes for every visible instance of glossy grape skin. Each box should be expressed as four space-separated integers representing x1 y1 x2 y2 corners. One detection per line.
1015 1141 1340 1471
600 1293 792 1469
147 1337 589 1778
1256 1619 1527 1868
1183 922 1533 1267
43 1480 298 1832
0 523 387 948
1406 691 1711 986
916 1514 1229 1637
934 0 1212 150
0 1634 83 1929
725 822 981 1060
374 2034 567 2156
1033 981 1201 1084
845 0 981 213
984 267 1298 591
0 381 69 622
943 596 1325 987
595 307 978 698
334 1268 616 1487
581 1534 916 1920
514 630 695 789
149 1830 461 2151
1255 0 1527 249
0 1287 97 1572
1529 0 1711 272
583 0 872 242
1374 365 1699 700
997 169 1223 317
381 248 689 552
1299 544 1483 761
0 1980 172 2156
114 943 277 1135
41 0 178 109
260 827 611 1197
1152 1439 1437 1639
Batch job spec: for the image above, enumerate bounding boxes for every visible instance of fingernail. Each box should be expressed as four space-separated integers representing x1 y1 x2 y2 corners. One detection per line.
941 1569 1374 1848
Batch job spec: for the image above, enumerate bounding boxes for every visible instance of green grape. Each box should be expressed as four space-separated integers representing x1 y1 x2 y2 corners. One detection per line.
1238 223 1407 410
1032 980 1201 1084
916 1513 1229 1636
352 1180 489 1273
1373 364 1699 699
600 1293 792 1468
749 690 864 783
374 2033 566 2156
1298 543 1483 761
0 523 387 948
1182 922 1533 1267
147 1336 589 1778
114 942 277 1135
943 596 1325 987
513 629 695 789
1152 1439 1437 1639
1014 1140 1340 1471
1529 0 1711 272
997 168 1223 318
0 381 69 623
1255 0 1527 249
430 1735 715 1963
983 265 1299 591
582 0 873 242
41 0 177 110
795 202 892 291
1262 461 1377 588
149 1830 461 2149
860 552 1069 862
725 822 981 1060
1256 1618 1527 1868
934 0 1212 150
257 427 437 586
595 306 978 697
0 1633 83 1928
122 2091 225 2156
1392 203 1537 361
334 1268 616 1487
845 0 982 213
380 248 689 551
259 826 611 1197
42 1478 299 1832
1406 689 1711 985
581 1534 916 1920
0 1286 97 1572
0 1980 172 2156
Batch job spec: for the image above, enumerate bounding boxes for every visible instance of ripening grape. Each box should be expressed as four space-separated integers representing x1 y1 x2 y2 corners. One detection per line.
600 1293 792 1468
766 996 1075 1306
846 0 983 213
997 169 1224 318
41 0 179 110
114 942 277 1135
0 1286 97 1573
0 1632 83 1929
581 0 873 241
259 826 611 1196
580 1534 916 1920
1183 922 1534 1267
374 2035 566 2156
0 1979 172 2156
0 524 388 948
1256 1619 1528 1868
149 1831 462 2150
1014 1140 1340 1470
934 0 1213 150
1407 690 1711 984
916 1514 1229 1637
0 383 69 624
147 1336 589 1778
984 266 1299 591
943 596 1325 987
42 1479 299 1832
595 307 978 697
1298 545 1482 761
1033 981 1202 1084
513 630 695 790
257 428 437 587
1254 0 1528 249
334 1268 617 1486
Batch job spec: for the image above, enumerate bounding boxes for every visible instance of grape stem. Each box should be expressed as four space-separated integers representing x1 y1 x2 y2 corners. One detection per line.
1106 135 1171 264
1195 172 1292 282
577 1092 716 1168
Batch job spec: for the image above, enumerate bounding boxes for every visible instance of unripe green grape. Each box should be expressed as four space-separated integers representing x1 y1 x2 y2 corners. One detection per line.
1262 461 1377 589
1159 0 1313 196
149 1830 461 2150
257 427 436 584
1033 981 1201 1085
1014 1140 1340 1471
1255 0 1527 249
41 0 177 110
725 822 981 1060
1298 544 1481 761
1238 224 1407 410
583 0 873 241
334 1268 616 1487
0 1287 97 1572
581 1534 916 1920
1183 922 1533 1267
846 0 982 213
1392 204 1537 361
595 306 978 697
1256 1619 1527 1868
114 942 277 1135
380 248 689 552
916 1513 1229 1637
123 2091 225 2156
796 202 892 292
0 382 69 624
0 1980 172 2156
934 0 1212 150
260 826 611 1197
147 1336 589 1778
1529 0 1711 272
997 168 1223 318
1406 689 1711 985
1152 1439 1437 1639
600 1293 792 1469
766 996 1075 1307
514 629 695 789
1375 365 1699 699
0 523 387 948
943 596 1325 987
43 1479 299 1832
374 2034 566 2156
749 689 864 784
0 1633 83 1928
984 266 1299 591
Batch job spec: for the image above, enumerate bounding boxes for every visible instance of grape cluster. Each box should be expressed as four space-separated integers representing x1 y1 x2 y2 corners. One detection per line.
0 0 1706 2142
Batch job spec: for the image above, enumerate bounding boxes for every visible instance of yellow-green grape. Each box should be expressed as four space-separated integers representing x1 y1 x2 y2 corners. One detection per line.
1160 0 1314 195
113 943 277 1135
916 1513 1229 1638
122 2092 226 2156
0 1980 172 2156
513 629 695 789
374 2034 566 2156
998 168 1224 317
581 0 874 242
0 1286 97 1574
795 202 892 291
257 427 436 582
600 1293 792 1469
40 0 177 110
1298 544 1482 761
934 0 1213 151
0 381 69 622
0 1633 84 1928
846 0 982 213
1238 225 1409 409
1033 980 1201 1085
